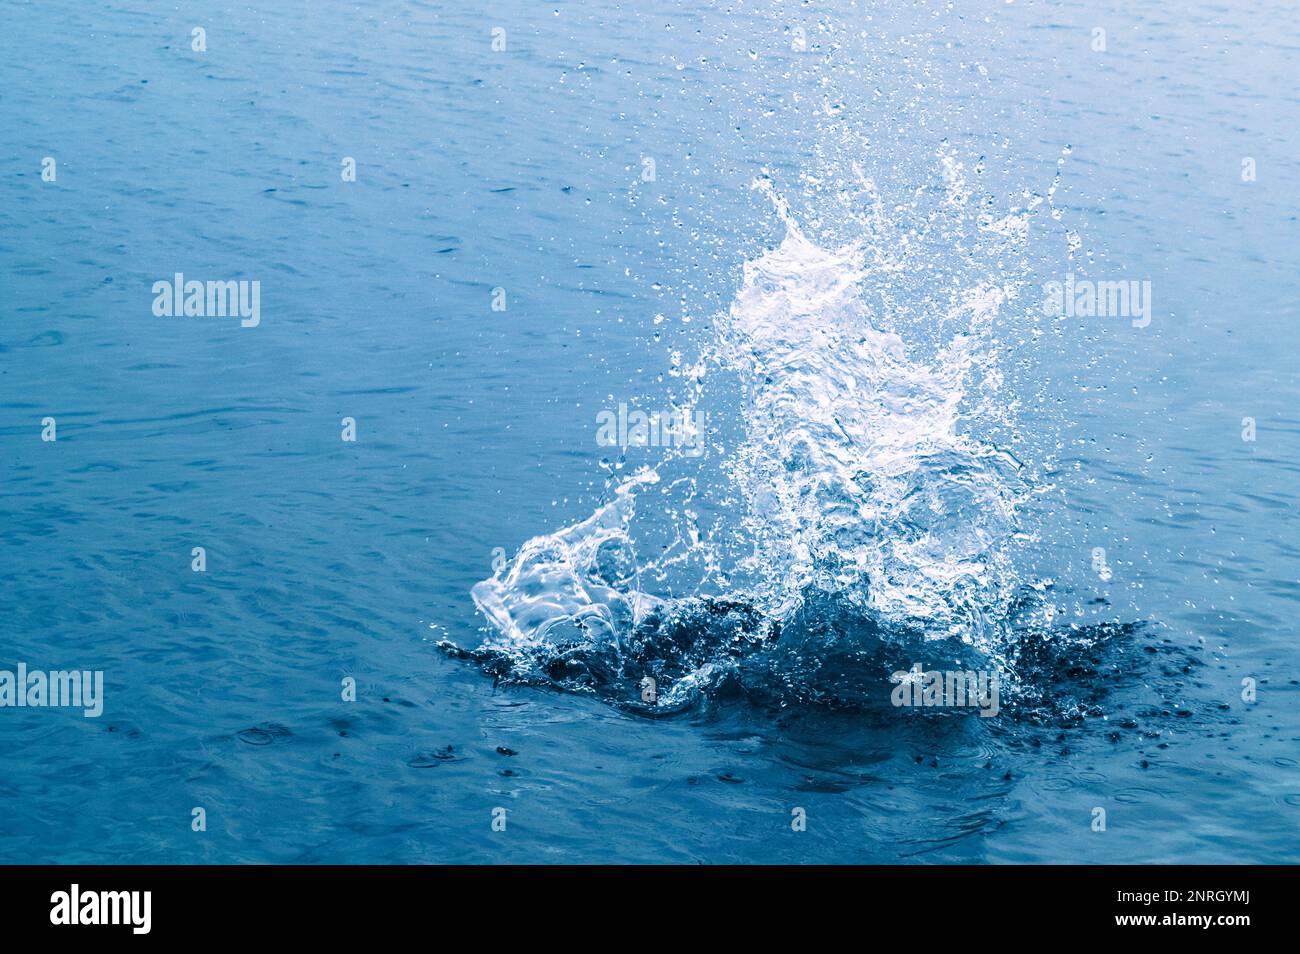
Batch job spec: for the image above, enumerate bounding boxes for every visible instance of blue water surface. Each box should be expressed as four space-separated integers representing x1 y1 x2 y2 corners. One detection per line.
2 0 1298 863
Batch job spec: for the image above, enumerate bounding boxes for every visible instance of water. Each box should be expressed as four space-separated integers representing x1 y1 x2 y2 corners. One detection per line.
2 0 1298 864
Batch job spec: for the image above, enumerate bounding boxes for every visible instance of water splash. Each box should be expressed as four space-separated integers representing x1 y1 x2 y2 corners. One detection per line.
716 176 1029 642
452 155 1053 711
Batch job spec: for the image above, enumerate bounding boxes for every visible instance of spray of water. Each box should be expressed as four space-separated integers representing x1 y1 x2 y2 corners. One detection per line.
452 146 1061 710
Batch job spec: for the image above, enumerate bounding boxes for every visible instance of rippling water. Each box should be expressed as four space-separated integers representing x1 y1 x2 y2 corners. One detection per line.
2 0 1298 863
